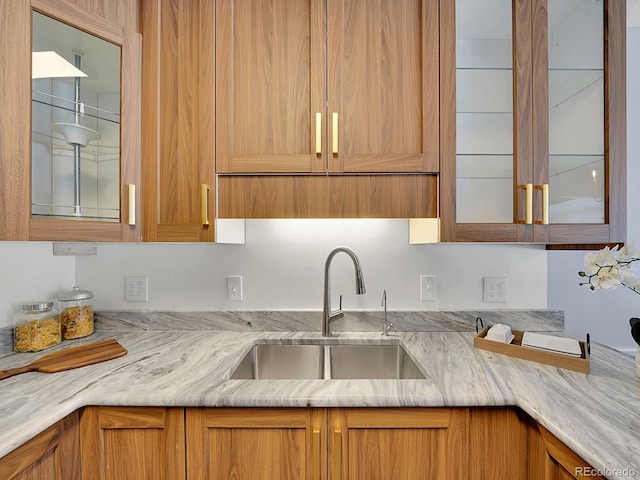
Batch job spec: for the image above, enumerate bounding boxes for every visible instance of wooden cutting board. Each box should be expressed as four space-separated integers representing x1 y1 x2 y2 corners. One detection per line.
0 339 127 381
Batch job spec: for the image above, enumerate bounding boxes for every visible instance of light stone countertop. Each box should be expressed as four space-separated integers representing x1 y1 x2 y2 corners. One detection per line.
0 310 638 480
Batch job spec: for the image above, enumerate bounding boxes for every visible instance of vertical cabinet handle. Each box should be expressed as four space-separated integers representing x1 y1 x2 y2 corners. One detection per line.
519 183 533 224
315 113 322 154
127 184 136 226
312 429 321 480
333 429 342 480
332 112 339 154
536 184 549 225
201 184 210 225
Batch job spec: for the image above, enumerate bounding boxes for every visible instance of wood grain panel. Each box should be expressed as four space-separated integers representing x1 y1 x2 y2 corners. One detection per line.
62 0 139 32
531 0 549 243
120 27 142 242
604 0 626 243
186 408 324 480
438 0 457 242
330 408 469 480
0 0 30 240
216 0 325 173
526 417 606 480
158 0 200 225
469 408 527 480
80 406 185 480
141 0 215 242
30 218 123 242
31 0 123 44
328 0 439 174
0 411 80 480
513 0 533 241
218 174 437 218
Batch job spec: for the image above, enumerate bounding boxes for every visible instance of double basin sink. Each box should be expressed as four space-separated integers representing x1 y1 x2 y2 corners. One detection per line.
231 342 427 380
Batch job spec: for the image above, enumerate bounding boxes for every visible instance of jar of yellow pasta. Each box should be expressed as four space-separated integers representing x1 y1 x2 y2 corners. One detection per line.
58 286 94 340
14 301 61 352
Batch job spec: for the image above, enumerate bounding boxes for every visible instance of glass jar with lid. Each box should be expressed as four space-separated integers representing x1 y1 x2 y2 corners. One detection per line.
58 286 94 340
14 301 61 352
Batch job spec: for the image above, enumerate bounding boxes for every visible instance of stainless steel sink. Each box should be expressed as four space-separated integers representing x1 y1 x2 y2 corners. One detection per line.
329 344 425 379
230 344 324 379
230 343 426 380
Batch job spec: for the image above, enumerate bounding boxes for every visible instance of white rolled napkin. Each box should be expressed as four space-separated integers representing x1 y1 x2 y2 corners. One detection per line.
486 323 514 344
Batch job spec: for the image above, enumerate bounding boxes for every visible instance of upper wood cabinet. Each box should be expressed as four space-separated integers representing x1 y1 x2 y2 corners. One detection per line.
216 0 439 174
0 0 141 242
440 0 626 244
141 0 215 242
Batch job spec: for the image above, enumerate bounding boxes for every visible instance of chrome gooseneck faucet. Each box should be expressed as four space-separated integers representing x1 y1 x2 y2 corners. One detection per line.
381 289 397 336
322 246 366 337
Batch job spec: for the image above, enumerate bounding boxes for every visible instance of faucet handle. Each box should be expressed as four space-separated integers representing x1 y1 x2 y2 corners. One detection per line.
339 294 342 311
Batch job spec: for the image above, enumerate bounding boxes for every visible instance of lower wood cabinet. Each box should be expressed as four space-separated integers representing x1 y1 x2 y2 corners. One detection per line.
0 411 81 480
525 415 606 480
186 407 324 480
185 407 469 480
327 408 469 480
79 406 185 480
0 405 606 480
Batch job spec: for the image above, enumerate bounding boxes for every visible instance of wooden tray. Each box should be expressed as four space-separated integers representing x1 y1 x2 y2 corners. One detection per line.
474 327 590 374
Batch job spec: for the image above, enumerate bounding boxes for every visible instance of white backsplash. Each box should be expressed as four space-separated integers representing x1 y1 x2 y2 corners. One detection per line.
74 219 547 313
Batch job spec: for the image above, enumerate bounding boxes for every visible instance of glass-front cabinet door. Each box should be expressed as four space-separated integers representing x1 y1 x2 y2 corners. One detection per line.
27 0 141 242
454 0 514 225
32 12 120 222
440 0 626 244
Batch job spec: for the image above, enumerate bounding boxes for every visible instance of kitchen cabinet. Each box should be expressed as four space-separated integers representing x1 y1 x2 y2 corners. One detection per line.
468 408 528 480
440 0 626 244
525 414 605 480
216 0 439 174
0 0 141 242
4 406 607 479
186 407 468 480
215 0 439 219
0 411 80 480
80 406 185 480
186 408 325 480
328 408 469 480
141 0 215 242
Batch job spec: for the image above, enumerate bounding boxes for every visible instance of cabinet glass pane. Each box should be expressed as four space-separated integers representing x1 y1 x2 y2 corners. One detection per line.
456 0 513 223
32 12 120 221
548 0 604 224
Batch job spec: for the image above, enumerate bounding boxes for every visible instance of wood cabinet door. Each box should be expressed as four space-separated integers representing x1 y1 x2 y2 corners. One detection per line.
327 0 439 174
328 408 469 480
0 0 141 242
0 411 81 480
216 0 326 174
527 420 606 480
186 407 325 480
141 0 215 242
440 0 626 245
80 406 185 480
468 408 528 480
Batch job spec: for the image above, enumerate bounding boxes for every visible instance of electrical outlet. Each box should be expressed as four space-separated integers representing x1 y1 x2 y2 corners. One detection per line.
420 275 436 301
483 277 507 303
125 276 148 302
227 275 243 301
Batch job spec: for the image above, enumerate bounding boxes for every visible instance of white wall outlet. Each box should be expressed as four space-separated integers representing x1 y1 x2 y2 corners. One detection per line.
227 275 243 301
483 277 507 303
125 276 148 302
420 275 436 302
